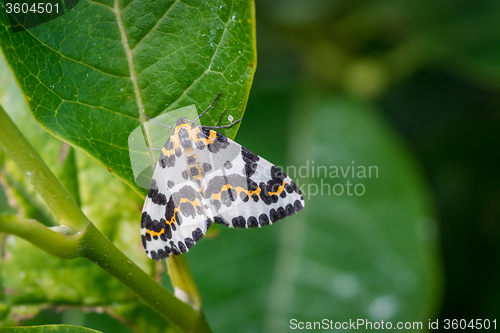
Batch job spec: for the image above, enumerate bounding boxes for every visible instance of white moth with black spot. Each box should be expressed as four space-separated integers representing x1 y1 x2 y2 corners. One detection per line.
141 95 305 259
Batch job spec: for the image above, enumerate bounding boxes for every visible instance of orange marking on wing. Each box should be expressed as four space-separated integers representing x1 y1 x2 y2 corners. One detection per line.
193 127 218 146
268 181 286 196
211 184 261 201
147 229 164 238
210 181 287 201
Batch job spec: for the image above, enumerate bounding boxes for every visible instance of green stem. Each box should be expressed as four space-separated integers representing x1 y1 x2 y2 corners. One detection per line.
167 255 201 310
0 214 81 258
0 106 89 232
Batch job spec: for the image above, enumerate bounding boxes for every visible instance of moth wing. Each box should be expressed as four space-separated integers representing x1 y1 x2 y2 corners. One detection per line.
200 128 305 228
141 136 213 260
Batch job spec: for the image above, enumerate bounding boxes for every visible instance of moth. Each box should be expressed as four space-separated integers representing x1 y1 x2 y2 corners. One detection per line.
141 94 305 259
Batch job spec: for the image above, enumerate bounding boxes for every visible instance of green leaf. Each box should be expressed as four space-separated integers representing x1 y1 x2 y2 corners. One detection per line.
0 324 103 333
186 91 441 331
0 0 256 195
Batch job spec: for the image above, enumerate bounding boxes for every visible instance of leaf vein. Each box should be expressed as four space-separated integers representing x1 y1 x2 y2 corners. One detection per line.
167 0 234 113
131 0 180 50
24 27 129 79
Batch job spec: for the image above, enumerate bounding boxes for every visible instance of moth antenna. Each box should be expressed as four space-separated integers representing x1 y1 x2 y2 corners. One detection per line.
193 92 221 124
144 114 173 129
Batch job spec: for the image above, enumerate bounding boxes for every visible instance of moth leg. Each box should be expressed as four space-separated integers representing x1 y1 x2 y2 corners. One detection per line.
203 118 242 129
215 108 228 127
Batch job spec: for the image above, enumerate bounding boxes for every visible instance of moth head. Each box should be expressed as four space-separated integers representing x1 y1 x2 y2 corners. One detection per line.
175 117 189 127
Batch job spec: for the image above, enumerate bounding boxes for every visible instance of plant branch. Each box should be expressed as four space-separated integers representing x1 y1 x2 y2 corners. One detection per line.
0 214 81 258
167 255 201 310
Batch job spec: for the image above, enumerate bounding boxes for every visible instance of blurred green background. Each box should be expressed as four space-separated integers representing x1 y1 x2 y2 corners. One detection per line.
234 0 500 330
1 0 499 332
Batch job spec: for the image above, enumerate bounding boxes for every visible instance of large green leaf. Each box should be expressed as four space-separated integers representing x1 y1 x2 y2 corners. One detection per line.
186 89 441 332
0 324 102 333
0 0 256 195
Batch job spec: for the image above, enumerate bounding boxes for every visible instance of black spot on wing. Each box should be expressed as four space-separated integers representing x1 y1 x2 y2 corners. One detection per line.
159 138 175 168
241 146 259 163
244 161 258 177
147 186 167 206
214 216 229 226
180 201 196 218
202 128 230 153
190 167 199 176
178 241 187 253
162 154 175 168
277 207 286 220
141 212 152 229
178 128 192 149
294 199 304 212
232 216 246 228
163 223 172 240
185 237 195 248
165 138 174 150
206 218 213 230
157 248 168 259
192 228 203 241
259 213 269 226
241 146 259 177
165 196 176 221
169 241 180 255
177 185 199 202
247 216 258 228
270 209 278 222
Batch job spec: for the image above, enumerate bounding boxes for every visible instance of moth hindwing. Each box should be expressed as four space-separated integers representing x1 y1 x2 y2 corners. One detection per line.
141 108 305 260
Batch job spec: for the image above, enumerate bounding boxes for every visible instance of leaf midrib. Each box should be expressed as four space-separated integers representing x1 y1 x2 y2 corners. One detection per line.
113 0 156 167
